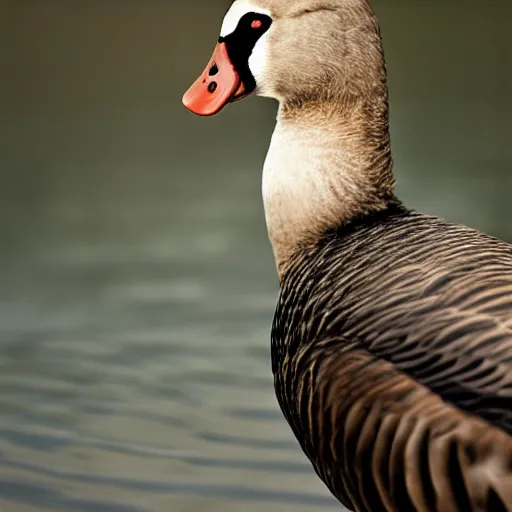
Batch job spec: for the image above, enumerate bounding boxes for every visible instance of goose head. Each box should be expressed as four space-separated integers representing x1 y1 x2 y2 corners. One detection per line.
182 0 385 116
182 0 393 274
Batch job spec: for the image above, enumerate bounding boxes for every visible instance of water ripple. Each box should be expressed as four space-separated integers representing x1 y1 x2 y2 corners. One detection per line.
0 479 147 512
0 426 311 474
196 431 298 452
0 458 338 508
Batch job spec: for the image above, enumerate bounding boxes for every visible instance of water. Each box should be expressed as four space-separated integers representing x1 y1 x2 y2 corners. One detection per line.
0 170 342 511
0 0 509 510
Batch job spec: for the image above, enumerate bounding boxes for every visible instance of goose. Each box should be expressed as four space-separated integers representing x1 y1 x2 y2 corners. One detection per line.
182 0 512 510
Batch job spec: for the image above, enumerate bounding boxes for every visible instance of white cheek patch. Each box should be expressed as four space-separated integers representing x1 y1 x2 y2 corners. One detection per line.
220 0 271 37
250 33 282 101
248 32 271 96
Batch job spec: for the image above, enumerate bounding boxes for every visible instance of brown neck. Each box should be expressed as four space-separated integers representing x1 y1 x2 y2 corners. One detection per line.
262 94 395 278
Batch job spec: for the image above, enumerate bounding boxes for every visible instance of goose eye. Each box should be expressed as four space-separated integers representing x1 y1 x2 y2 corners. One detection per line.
251 19 263 29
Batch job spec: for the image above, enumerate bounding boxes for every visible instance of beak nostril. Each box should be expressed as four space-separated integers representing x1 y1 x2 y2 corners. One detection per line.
208 82 218 93
209 64 219 76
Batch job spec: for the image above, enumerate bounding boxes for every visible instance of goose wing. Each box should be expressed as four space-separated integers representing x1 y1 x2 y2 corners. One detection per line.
347 263 512 437
300 333 512 512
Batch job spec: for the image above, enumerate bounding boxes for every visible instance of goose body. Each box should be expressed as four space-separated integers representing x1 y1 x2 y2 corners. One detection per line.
182 0 512 510
274 204 512 510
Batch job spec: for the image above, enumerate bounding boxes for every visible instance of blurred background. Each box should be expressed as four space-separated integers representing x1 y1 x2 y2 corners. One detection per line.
0 0 510 510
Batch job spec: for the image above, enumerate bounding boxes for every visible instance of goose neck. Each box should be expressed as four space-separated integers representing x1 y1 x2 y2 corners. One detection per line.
262 101 395 277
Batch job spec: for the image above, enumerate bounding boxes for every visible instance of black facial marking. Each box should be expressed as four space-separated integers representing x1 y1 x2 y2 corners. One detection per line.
219 12 272 96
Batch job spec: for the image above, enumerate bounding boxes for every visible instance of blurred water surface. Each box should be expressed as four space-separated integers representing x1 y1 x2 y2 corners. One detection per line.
0 0 510 511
